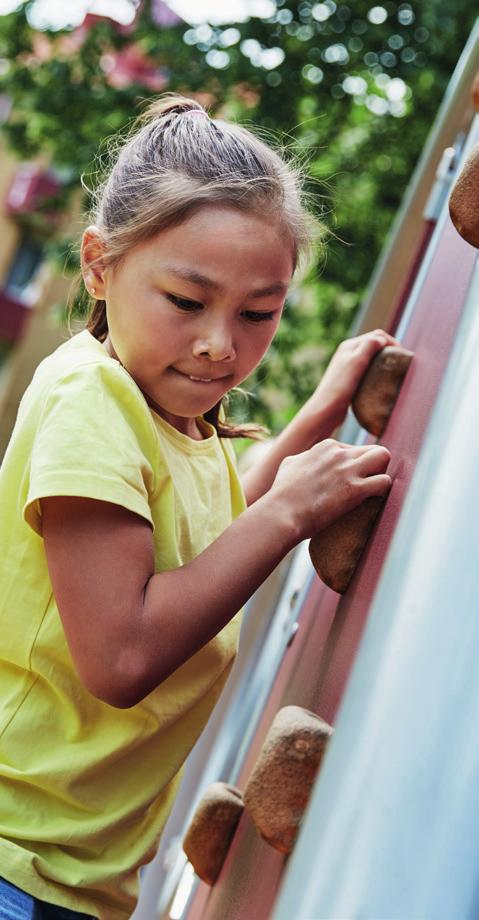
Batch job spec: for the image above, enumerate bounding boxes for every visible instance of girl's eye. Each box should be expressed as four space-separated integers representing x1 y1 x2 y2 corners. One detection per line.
167 294 203 312
242 310 276 324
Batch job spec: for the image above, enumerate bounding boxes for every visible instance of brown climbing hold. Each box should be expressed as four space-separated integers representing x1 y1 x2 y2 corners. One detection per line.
352 345 413 437
449 142 479 249
183 782 244 885
309 494 385 594
243 705 333 854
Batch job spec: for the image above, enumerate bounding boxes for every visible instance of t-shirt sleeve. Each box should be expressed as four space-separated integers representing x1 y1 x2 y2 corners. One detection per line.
24 361 158 536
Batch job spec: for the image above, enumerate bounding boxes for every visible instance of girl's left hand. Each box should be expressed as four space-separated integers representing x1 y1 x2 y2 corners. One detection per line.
310 328 401 430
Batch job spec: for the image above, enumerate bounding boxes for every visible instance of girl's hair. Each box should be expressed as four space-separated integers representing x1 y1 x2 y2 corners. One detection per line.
84 94 318 438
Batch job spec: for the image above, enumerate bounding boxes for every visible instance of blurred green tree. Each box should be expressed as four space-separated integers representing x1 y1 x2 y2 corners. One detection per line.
0 0 476 430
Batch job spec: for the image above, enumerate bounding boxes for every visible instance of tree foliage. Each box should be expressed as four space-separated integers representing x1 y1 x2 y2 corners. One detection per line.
0 0 476 430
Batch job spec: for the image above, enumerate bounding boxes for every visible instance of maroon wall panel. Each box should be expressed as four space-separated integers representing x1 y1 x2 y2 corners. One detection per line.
314 218 477 722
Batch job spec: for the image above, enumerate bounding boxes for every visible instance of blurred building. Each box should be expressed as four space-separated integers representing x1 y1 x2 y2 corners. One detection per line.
0 126 75 457
0 0 183 458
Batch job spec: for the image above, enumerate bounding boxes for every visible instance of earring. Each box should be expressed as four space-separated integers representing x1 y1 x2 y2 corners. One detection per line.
90 286 96 295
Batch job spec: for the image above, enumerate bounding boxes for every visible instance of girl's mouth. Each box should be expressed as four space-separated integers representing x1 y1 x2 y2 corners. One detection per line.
172 367 229 384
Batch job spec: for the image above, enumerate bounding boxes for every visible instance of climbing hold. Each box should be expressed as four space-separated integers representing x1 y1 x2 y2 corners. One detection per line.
352 345 413 437
182 782 244 885
244 706 333 854
309 343 410 592
449 142 479 249
309 495 385 594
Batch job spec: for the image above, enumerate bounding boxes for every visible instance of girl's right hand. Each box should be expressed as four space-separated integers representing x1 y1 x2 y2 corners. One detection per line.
272 439 392 541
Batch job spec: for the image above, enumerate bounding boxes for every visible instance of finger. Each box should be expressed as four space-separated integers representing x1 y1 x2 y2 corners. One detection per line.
336 443 391 460
351 330 399 351
333 440 380 451
355 446 391 475
347 332 392 357
359 472 393 498
370 328 401 347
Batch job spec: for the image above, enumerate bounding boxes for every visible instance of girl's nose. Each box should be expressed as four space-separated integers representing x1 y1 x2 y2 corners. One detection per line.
192 327 236 362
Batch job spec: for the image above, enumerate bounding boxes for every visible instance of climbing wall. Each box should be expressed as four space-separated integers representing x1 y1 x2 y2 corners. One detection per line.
178 106 479 920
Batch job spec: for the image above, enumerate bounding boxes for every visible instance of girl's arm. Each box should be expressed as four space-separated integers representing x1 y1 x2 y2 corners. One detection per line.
243 329 400 506
42 438 391 709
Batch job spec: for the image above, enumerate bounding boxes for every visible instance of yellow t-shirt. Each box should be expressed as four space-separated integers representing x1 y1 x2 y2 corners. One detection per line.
0 330 246 919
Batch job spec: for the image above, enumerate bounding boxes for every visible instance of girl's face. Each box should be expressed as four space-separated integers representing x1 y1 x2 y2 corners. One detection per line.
84 205 294 438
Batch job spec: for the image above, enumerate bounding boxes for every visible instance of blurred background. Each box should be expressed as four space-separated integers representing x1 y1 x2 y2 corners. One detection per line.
0 0 476 451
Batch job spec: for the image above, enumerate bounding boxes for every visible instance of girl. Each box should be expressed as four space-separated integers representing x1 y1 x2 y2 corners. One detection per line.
0 96 395 919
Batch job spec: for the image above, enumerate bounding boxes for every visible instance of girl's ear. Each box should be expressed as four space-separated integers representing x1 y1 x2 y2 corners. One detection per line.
81 226 107 299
